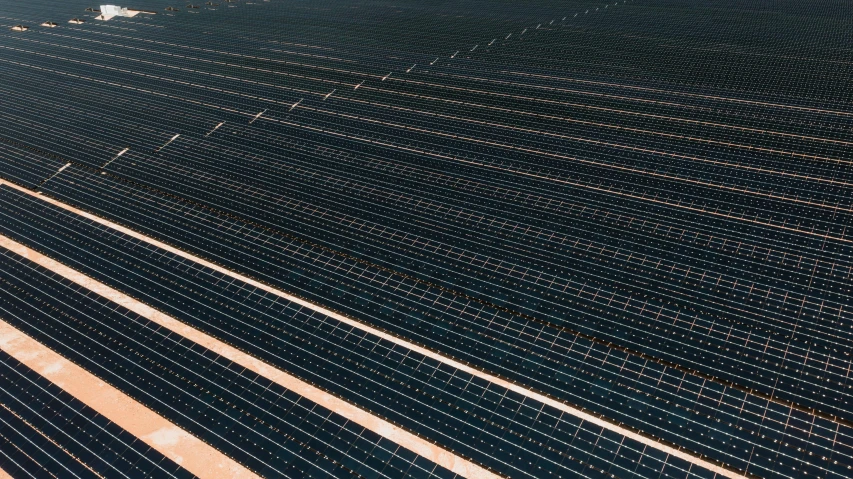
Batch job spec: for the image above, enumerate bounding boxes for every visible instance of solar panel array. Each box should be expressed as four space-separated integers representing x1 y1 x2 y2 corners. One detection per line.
0 0 852 478
0 345 194 478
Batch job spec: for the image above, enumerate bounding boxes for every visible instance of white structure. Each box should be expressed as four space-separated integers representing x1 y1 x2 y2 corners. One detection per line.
96 5 155 20
102 5 128 16
98 5 131 20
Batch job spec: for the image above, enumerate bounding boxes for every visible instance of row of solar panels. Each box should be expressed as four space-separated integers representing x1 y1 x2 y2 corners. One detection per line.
3 15 848 408
6 17 853 171
0 344 195 478
0 51 848 422
0 40 847 343
0 223 460 479
0 181 715 478
1 19 849 249
6 15 844 223
1 48 844 479
1 143 848 479
25 154 853 479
